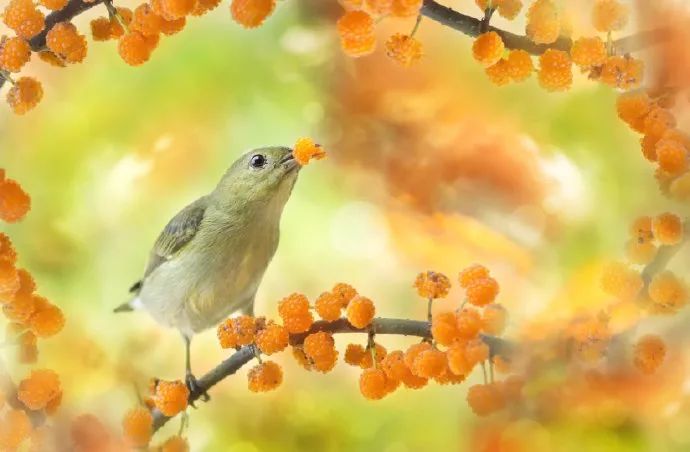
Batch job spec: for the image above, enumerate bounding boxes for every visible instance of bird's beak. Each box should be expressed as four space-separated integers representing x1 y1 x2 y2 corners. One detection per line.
280 153 299 173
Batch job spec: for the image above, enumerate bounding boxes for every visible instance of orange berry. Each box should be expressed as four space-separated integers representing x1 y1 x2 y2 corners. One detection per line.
644 107 676 140
71 414 111 451
456 307 482 339
0 37 31 73
600 261 642 300
344 343 367 366
158 435 189 452
648 271 687 313
497 0 522 19
131 4 163 37
110 7 134 39
230 0 276 28
37 50 66 67
46 22 87 63
40 0 68 9
599 56 644 90
380 350 406 380
3 0 45 39
486 59 511 86
0 178 31 220
403 342 431 369
526 0 560 45
160 16 186 35
0 260 20 302
652 212 683 245
616 91 652 134
153 380 189 417
465 338 490 366
192 0 222 16
433 358 467 385
346 295 375 328
364 0 392 16
630 215 654 243
412 347 446 378
303 331 338 372
481 303 508 335
670 172 690 201
293 137 326 166
473 32 505 67
0 233 16 264
314 292 342 321
414 271 451 299
255 322 289 355
337 9 374 41
217 315 256 348
467 383 506 416
122 407 153 447
0 409 32 450
29 300 64 338
385 33 422 67
118 32 153 66
341 34 375 58
633 334 666 375
592 0 628 33
17 369 61 410
91 17 113 41
6 77 43 116
656 139 688 176
158 0 196 19
570 36 606 68
332 282 357 307
625 239 657 265
359 368 388 400
278 293 314 334
291 346 312 370
458 264 490 289
248 360 283 392
466 277 499 307
3 292 37 323
359 342 386 368
538 49 572 92
391 0 422 17
431 312 460 346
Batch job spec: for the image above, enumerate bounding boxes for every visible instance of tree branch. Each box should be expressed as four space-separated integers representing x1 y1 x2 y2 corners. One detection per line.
419 0 669 56
28 0 104 51
151 317 511 431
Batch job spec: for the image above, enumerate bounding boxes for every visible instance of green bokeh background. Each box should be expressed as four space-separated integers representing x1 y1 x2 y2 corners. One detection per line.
0 1 685 451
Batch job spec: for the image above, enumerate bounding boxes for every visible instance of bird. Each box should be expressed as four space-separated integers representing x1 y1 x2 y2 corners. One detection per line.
114 146 301 395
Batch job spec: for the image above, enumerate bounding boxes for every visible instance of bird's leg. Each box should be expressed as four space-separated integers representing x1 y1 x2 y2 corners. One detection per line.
183 335 210 405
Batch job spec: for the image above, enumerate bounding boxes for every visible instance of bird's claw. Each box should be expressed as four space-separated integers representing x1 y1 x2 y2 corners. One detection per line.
185 373 210 407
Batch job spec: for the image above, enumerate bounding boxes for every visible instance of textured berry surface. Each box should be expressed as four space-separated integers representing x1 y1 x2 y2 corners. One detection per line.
46 22 88 64
592 0 628 32
231 0 276 28
414 271 451 299
633 335 666 374
346 296 375 328
570 36 606 68
526 0 560 45
385 34 423 67
293 137 326 166
466 277 499 307
391 0 423 17
600 261 642 300
472 32 505 68
359 368 388 400
17 369 61 410
652 212 683 245
648 271 687 313
118 32 153 66
278 293 314 333
255 322 289 355
0 37 31 73
153 380 189 417
458 264 489 289
6 77 43 116
3 0 45 39
538 49 572 92
248 360 283 392
122 407 153 447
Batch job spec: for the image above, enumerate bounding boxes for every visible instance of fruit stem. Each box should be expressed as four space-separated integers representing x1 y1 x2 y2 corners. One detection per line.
481 362 488 385
104 0 130 34
410 14 423 37
427 298 433 323
0 70 15 85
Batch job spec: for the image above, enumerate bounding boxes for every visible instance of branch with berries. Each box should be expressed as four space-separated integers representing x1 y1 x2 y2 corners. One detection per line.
0 0 671 113
150 317 512 431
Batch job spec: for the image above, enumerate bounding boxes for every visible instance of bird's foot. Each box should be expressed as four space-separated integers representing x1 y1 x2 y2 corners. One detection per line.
185 373 211 407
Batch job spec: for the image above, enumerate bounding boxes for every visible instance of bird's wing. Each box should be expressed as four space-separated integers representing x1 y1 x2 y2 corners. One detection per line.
129 196 209 294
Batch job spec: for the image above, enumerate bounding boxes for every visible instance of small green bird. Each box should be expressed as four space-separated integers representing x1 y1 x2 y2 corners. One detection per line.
115 146 300 394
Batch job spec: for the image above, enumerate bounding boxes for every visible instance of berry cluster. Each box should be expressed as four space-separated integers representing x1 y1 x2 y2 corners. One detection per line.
0 172 67 451
335 0 424 65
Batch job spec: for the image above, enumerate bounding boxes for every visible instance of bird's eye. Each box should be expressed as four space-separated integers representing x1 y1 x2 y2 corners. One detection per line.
250 154 267 168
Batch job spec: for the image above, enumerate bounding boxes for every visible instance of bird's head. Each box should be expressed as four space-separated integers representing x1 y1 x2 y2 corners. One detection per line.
213 146 300 211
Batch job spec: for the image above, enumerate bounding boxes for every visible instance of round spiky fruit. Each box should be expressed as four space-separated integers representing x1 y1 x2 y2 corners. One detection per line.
277 293 314 333
526 0 560 45
570 36 606 68
6 77 43 115
153 380 189 417
230 0 276 28
359 368 388 400
466 277 499 306
592 0 628 32
248 360 283 392
255 322 289 355
473 32 505 68
414 271 451 299
122 407 153 447
538 49 572 92
633 334 666 375
17 369 61 410
385 33 423 67
458 264 490 289
3 0 45 39
0 177 32 220
346 296 375 328
46 22 88 63
391 0 423 17
652 212 683 245
0 37 31 73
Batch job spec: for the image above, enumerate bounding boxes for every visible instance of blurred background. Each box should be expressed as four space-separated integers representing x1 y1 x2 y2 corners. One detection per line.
1 0 690 450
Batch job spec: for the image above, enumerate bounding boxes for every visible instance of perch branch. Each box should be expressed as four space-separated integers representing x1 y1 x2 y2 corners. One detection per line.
151 317 511 431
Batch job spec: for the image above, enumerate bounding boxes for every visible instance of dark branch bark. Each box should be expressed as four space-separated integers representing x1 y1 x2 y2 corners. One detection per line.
419 0 668 56
28 0 104 51
151 317 511 431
